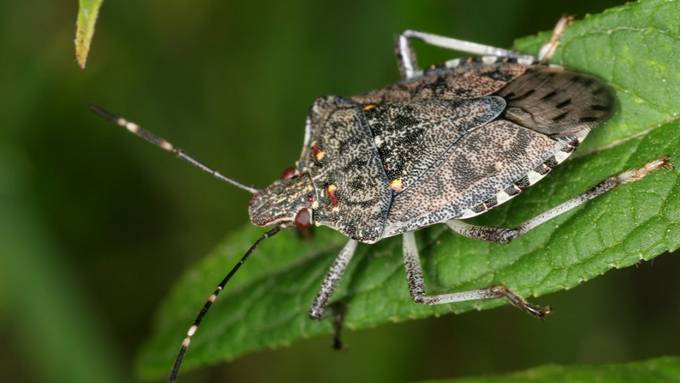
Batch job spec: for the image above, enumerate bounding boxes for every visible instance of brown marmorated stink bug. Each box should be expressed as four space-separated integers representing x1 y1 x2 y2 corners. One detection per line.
92 16 671 382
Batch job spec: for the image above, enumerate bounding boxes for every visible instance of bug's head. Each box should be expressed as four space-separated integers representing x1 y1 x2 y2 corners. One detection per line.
248 169 316 229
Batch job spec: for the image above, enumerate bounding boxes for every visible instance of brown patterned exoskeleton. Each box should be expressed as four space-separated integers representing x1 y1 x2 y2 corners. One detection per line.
92 16 671 383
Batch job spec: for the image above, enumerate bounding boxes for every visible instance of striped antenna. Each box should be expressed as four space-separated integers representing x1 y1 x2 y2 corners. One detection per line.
169 226 281 382
90 105 260 194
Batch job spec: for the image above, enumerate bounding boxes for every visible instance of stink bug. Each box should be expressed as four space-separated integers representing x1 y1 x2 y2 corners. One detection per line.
92 16 671 383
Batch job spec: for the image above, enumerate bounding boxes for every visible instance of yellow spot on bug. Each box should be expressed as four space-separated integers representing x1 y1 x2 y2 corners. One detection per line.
315 150 325 161
389 178 403 192
362 104 377 112
326 184 339 208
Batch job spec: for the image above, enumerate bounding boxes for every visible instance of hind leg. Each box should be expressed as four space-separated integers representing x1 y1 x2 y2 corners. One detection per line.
447 157 672 244
538 15 573 63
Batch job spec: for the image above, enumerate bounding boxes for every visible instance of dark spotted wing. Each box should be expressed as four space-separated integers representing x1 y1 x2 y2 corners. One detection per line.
300 96 392 243
497 66 614 136
383 66 614 236
384 119 567 236
364 96 506 191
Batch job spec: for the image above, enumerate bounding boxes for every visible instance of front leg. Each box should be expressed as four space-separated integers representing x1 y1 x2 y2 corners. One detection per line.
402 232 549 318
309 239 357 319
308 239 357 350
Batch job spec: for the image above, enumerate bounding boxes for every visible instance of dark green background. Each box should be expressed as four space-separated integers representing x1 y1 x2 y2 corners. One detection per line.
2 1 679 382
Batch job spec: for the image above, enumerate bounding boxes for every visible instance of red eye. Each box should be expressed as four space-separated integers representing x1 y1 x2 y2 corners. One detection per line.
294 208 311 228
280 166 298 180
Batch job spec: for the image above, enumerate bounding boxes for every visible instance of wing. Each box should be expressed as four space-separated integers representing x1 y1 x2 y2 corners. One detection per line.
497 66 614 136
384 119 575 236
383 66 614 237
352 58 529 104
299 96 392 243
364 96 506 192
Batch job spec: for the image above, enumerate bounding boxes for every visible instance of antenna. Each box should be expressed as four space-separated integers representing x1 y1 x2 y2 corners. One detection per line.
169 226 282 382
90 105 260 194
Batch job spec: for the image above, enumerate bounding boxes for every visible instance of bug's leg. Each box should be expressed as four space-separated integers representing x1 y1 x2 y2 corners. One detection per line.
395 30 534 79
402 232 550 318
447 157 673 244
296 225 314 240
309 239 358 320
538 15 574 63
329 301 347 350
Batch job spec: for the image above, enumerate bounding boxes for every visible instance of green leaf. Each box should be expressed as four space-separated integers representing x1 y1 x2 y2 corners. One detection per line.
75 0 103 69
137 0 680 379
419 356 680 383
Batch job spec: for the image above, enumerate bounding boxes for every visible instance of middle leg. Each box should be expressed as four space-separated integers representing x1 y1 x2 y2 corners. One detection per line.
395 30 532 79
394 15 575 80
402 231 549 318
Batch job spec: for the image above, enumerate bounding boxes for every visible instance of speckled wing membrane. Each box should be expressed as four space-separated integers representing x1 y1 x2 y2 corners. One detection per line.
363 96 506 192
497 66 613 135
384 119 571 236
383 64 613 237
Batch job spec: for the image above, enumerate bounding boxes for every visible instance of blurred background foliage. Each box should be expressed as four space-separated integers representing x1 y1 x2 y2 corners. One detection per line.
1 0 679 382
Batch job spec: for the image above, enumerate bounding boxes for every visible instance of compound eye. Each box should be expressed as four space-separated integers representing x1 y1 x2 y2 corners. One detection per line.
294 208 312 229
280 166 298 180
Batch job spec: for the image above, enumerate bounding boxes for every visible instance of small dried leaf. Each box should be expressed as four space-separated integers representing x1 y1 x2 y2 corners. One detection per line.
75 0 104 69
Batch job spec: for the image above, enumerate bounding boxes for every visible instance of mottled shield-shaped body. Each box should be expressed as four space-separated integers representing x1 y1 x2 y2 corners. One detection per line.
298 96 391 242
297 57 612 243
